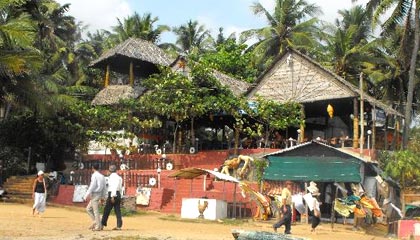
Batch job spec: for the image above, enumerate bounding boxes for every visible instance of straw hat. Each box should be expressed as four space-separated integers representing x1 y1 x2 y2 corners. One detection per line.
307 181 319 194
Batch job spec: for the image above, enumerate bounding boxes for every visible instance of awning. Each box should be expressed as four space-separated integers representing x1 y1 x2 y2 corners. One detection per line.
264 156 361 182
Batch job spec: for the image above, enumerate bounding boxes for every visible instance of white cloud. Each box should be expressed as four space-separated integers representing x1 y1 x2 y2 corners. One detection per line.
57 0 132 34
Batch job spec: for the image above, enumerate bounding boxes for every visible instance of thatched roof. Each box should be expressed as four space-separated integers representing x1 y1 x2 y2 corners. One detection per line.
89 38 173 72
171 56 251 96
91 85 146 106
247 48 402 116
212 70 251 96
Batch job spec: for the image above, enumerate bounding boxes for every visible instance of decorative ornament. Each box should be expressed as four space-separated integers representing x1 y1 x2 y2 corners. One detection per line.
189 147 196 154
166 162 174 170
156 149 162 155
149 177 157 186
327 104 334 118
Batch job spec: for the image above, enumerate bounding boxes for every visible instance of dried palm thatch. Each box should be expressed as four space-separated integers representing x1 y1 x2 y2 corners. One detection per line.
247 48 402 116
171 56 251 96
212 70 251 96
89 37 173 70
91 85 146 106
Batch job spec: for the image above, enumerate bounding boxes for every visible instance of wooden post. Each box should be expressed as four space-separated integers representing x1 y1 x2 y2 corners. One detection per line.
331 186 338 230
353 98 359 148
396 118 401 150
104 64 110 87
372 106 376 160
300 106 305 143
384 114 389 150
304 182 308 224
129 62 134 86
359 73 364 157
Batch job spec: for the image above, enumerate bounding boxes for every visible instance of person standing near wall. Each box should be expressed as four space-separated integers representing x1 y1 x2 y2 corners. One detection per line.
83 163 107 231
101 164 123 230
32 170 47 217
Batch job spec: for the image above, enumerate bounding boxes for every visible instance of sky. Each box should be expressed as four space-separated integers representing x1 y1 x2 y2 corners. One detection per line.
56 0 369 43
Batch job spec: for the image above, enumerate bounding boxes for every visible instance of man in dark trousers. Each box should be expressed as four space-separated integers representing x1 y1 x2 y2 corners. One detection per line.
101 164 123 230
273 180 293 234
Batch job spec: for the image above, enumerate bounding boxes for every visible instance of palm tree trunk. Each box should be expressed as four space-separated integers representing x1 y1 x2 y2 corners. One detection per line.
403 1 420 148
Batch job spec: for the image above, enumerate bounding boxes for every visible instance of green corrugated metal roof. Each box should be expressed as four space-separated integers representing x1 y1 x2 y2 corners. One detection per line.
264 156 361 182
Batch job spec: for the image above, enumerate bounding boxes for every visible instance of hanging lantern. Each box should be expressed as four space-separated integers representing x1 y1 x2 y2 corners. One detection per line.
327 104 334 118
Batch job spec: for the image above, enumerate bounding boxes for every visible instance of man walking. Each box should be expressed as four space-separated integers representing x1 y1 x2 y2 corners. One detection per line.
101 164 123 230
273 180 293 234
83 163 107 231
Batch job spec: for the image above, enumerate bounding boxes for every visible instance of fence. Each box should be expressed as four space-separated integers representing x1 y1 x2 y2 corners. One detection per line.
72 171 159 188
77 156 173 172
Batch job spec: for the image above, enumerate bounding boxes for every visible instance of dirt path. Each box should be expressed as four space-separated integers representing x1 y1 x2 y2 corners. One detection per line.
0 202 389 240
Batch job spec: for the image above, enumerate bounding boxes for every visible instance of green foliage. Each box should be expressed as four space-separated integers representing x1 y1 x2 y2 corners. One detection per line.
378 128 420 188
109 12 170 45
199 38 258 83
173 19 212 53
140 64 239 123
242 0 322 70
0 146 27 177
243 96 303 141
253 158 268 184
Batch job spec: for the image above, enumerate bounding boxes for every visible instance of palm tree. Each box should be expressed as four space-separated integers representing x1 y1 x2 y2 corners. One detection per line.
359 0 420 148
110 12 170 45
241 0 322 69
316 5 374 84
0 0 42 120
172 20 211 54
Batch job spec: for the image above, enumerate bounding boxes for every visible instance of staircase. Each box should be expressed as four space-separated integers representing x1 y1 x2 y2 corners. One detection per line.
3 175 34 203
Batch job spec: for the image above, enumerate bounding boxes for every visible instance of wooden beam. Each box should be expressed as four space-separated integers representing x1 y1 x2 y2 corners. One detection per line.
353 98 359 148
129 62 134 86
104 64 110 87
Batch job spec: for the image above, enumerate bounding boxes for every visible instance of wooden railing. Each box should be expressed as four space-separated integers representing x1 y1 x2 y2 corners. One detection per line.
78 156 173 171
72 171 159 188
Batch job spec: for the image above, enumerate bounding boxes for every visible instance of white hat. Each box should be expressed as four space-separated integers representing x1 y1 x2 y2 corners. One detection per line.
307 181 319 194
37 170 44 176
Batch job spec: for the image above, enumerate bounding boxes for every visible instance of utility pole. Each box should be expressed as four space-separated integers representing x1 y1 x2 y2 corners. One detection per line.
359 73 364 157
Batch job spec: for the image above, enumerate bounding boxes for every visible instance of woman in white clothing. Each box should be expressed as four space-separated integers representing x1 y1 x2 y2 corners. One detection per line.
32 170 47 216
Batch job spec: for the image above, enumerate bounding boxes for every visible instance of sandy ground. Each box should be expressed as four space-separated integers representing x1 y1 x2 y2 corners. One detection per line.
0 202 390 240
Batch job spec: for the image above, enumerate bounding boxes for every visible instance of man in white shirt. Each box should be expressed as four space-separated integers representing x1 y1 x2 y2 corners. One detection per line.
83 163 107 231
101 164 123 230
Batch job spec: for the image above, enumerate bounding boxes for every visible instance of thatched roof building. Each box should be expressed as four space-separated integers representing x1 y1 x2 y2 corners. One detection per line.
247 48 402 150
89 37 173 75
91 85 146 106
247 48 401 117
90 38 250 105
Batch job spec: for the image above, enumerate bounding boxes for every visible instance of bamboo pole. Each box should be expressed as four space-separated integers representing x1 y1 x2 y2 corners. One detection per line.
353 98 359 148
300 106 305 143
359 73 364 157
104 65 110 87
372 106 376 160
129 62 134 86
